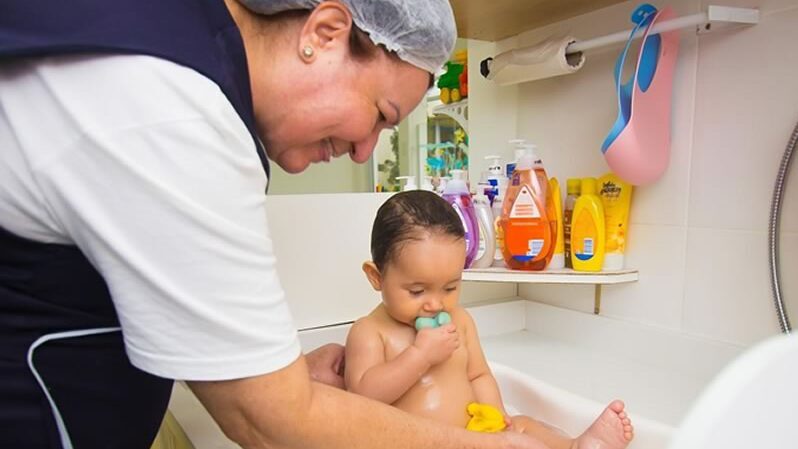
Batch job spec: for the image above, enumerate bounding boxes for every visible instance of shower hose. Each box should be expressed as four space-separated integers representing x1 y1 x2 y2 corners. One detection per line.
769 120 797 334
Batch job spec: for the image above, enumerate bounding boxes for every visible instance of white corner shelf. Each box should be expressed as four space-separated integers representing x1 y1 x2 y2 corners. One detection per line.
462 267 638 315
462 267 638 284
431 99 468 132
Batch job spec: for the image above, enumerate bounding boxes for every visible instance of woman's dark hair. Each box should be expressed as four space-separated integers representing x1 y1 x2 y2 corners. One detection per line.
371 191 465 271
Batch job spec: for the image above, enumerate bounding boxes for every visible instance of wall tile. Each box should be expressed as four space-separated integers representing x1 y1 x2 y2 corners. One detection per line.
520 225 688 329
600 224 688 328
689 6 798 232
682 228 782 345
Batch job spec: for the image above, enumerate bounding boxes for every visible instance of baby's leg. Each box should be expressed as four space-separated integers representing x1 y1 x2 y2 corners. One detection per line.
509 415 573 449
510 400 633 449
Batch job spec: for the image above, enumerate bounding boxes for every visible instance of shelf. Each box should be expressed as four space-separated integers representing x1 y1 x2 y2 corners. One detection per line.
462 267 638 315
450 0 626 42
462 267 638 284
431 99 468 132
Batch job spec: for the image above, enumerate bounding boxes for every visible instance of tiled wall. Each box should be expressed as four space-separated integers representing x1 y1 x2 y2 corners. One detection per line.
475 0 798 347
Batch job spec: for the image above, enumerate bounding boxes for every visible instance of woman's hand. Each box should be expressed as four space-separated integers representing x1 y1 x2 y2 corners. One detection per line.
413 323 459 366
305 343 346 389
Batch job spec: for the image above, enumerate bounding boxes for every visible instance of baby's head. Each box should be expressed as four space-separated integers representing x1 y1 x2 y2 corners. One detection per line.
363 191 466 326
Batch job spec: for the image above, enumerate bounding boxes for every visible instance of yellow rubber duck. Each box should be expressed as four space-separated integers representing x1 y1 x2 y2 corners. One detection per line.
465 403 507 433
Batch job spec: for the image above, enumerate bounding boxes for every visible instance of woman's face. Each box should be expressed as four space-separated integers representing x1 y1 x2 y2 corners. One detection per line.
257 50 431 174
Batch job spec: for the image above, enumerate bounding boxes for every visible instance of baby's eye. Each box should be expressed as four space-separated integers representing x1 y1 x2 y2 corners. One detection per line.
445 286 458 292
409 290 424 296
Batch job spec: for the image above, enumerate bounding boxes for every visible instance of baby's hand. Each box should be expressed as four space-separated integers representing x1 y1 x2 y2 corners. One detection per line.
413 323 459 366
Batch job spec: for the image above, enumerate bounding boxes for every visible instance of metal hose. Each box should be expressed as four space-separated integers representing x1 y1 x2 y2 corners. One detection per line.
769 120 798 334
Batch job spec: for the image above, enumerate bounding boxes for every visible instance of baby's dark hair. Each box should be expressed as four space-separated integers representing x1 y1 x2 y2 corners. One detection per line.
370 191 465 271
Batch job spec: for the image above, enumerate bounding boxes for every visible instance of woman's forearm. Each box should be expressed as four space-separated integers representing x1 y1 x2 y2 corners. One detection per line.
189 355 532 449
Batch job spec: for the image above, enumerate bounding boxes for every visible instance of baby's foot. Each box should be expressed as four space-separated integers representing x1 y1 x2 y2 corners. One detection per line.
574 400 634 449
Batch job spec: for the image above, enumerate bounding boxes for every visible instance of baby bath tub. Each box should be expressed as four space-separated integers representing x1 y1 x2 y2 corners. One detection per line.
491 361 673 449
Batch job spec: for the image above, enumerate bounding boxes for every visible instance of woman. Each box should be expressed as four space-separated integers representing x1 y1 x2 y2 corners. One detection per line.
0 1 547 448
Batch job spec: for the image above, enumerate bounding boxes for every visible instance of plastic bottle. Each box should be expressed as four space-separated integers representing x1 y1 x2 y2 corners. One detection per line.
547 177 565 269
491 193 506 268
436 176 450 195
421 176 435 192
395 176 418 191
442 170 479 268
484 155 504 205
505 139 532 178
471 190 495 269
570 178 606 272
597 173 633 271
498 148 557 271
563 178 581 269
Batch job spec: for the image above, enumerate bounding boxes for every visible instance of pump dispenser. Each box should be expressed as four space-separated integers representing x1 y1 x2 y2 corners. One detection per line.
396 176 417 191
442 170 479 268
498 145 557 270
421 176 435 191
506 139 538 177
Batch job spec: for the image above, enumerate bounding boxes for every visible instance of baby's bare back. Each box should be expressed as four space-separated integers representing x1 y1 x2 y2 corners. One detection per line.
382 323 477 428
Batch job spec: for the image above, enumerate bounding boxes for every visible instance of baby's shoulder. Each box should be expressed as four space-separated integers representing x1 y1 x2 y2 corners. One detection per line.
449 305 475 324
348 310 388 340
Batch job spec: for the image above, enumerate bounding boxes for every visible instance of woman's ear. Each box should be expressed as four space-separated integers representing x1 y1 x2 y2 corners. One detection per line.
361 261 382 291
298 1 352 62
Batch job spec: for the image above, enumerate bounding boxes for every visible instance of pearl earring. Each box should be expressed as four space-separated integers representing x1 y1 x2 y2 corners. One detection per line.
302 46 314 58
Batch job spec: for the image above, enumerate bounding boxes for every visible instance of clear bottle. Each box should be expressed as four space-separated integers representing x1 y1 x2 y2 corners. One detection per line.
470 190 495 269
442 170 479 268
499 146 557 271
563 178 581 269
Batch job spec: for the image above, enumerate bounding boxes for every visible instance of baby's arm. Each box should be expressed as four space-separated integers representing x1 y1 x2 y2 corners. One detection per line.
458 308 508 416
345 317 458 404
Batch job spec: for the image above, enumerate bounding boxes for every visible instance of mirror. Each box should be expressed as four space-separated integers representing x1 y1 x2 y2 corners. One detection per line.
268 39 470 195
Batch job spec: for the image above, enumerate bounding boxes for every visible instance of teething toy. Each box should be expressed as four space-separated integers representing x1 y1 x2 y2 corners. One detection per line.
414 311 451 330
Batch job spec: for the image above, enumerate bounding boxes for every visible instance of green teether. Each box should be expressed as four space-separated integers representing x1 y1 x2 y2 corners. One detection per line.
414 312 452 330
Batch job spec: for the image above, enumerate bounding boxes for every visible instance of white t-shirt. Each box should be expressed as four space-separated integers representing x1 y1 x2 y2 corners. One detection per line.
0 54 301 380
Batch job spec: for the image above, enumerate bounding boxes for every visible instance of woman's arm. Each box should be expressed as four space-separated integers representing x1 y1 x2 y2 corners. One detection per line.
189 353 546 449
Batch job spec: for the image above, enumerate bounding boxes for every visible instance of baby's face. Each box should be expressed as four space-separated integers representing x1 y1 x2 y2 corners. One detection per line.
379 233 466 327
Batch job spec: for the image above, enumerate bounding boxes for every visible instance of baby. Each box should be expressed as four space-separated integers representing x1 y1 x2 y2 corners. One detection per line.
345 191 634 449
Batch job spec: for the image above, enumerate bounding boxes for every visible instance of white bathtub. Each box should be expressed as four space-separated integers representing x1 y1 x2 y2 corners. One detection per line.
491 361 673 449
167 299 744 449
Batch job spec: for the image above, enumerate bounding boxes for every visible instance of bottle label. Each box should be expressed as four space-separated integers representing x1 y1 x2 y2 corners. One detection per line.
476 223 486 259
493 218 504 262
510 186 540 219
452 203 470 252
527 239 543 257
573 209 597 261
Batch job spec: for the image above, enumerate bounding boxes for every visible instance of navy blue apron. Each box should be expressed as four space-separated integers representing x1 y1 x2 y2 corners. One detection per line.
0 1 269 447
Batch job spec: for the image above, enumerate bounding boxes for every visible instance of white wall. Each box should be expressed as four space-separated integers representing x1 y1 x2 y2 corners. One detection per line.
265 193 516 329
268 149 373 194
481 0 798 347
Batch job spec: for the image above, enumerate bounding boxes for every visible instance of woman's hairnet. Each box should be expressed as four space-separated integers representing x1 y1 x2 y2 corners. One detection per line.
238 0 457 74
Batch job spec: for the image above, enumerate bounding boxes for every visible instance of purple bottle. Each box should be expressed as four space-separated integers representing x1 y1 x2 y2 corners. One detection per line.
442 170 479 268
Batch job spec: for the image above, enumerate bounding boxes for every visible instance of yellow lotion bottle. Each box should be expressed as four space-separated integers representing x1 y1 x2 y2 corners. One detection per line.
571 178 605 272
547 177 565 269
597 172 632 270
